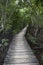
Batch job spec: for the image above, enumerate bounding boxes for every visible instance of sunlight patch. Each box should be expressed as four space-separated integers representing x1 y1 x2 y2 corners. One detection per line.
15 0 19 5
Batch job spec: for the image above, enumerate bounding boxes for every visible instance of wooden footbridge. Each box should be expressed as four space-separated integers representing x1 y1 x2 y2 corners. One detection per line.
3 26 39 65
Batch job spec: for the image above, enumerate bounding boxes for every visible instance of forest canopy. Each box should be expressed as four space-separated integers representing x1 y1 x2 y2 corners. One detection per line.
0 0 43 34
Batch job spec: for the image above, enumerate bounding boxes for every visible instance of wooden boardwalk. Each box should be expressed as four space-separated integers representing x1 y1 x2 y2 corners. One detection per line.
3 26 39 65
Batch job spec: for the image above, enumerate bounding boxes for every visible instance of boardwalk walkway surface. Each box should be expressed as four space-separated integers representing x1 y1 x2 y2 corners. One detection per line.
3 26 39 65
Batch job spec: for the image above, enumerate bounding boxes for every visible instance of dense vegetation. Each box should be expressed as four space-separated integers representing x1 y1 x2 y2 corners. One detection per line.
0 0 43 65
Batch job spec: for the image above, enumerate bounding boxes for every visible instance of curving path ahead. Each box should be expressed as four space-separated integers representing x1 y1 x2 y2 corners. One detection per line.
3 25 39 65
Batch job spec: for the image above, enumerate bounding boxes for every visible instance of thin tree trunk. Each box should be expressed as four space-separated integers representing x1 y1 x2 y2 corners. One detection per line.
3 0 8 35
0 0 9 37
34 25 38 37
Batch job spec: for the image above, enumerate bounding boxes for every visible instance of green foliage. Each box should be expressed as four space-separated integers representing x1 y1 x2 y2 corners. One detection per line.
2 39 8 46
28 34 37 44
0 0 43 38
